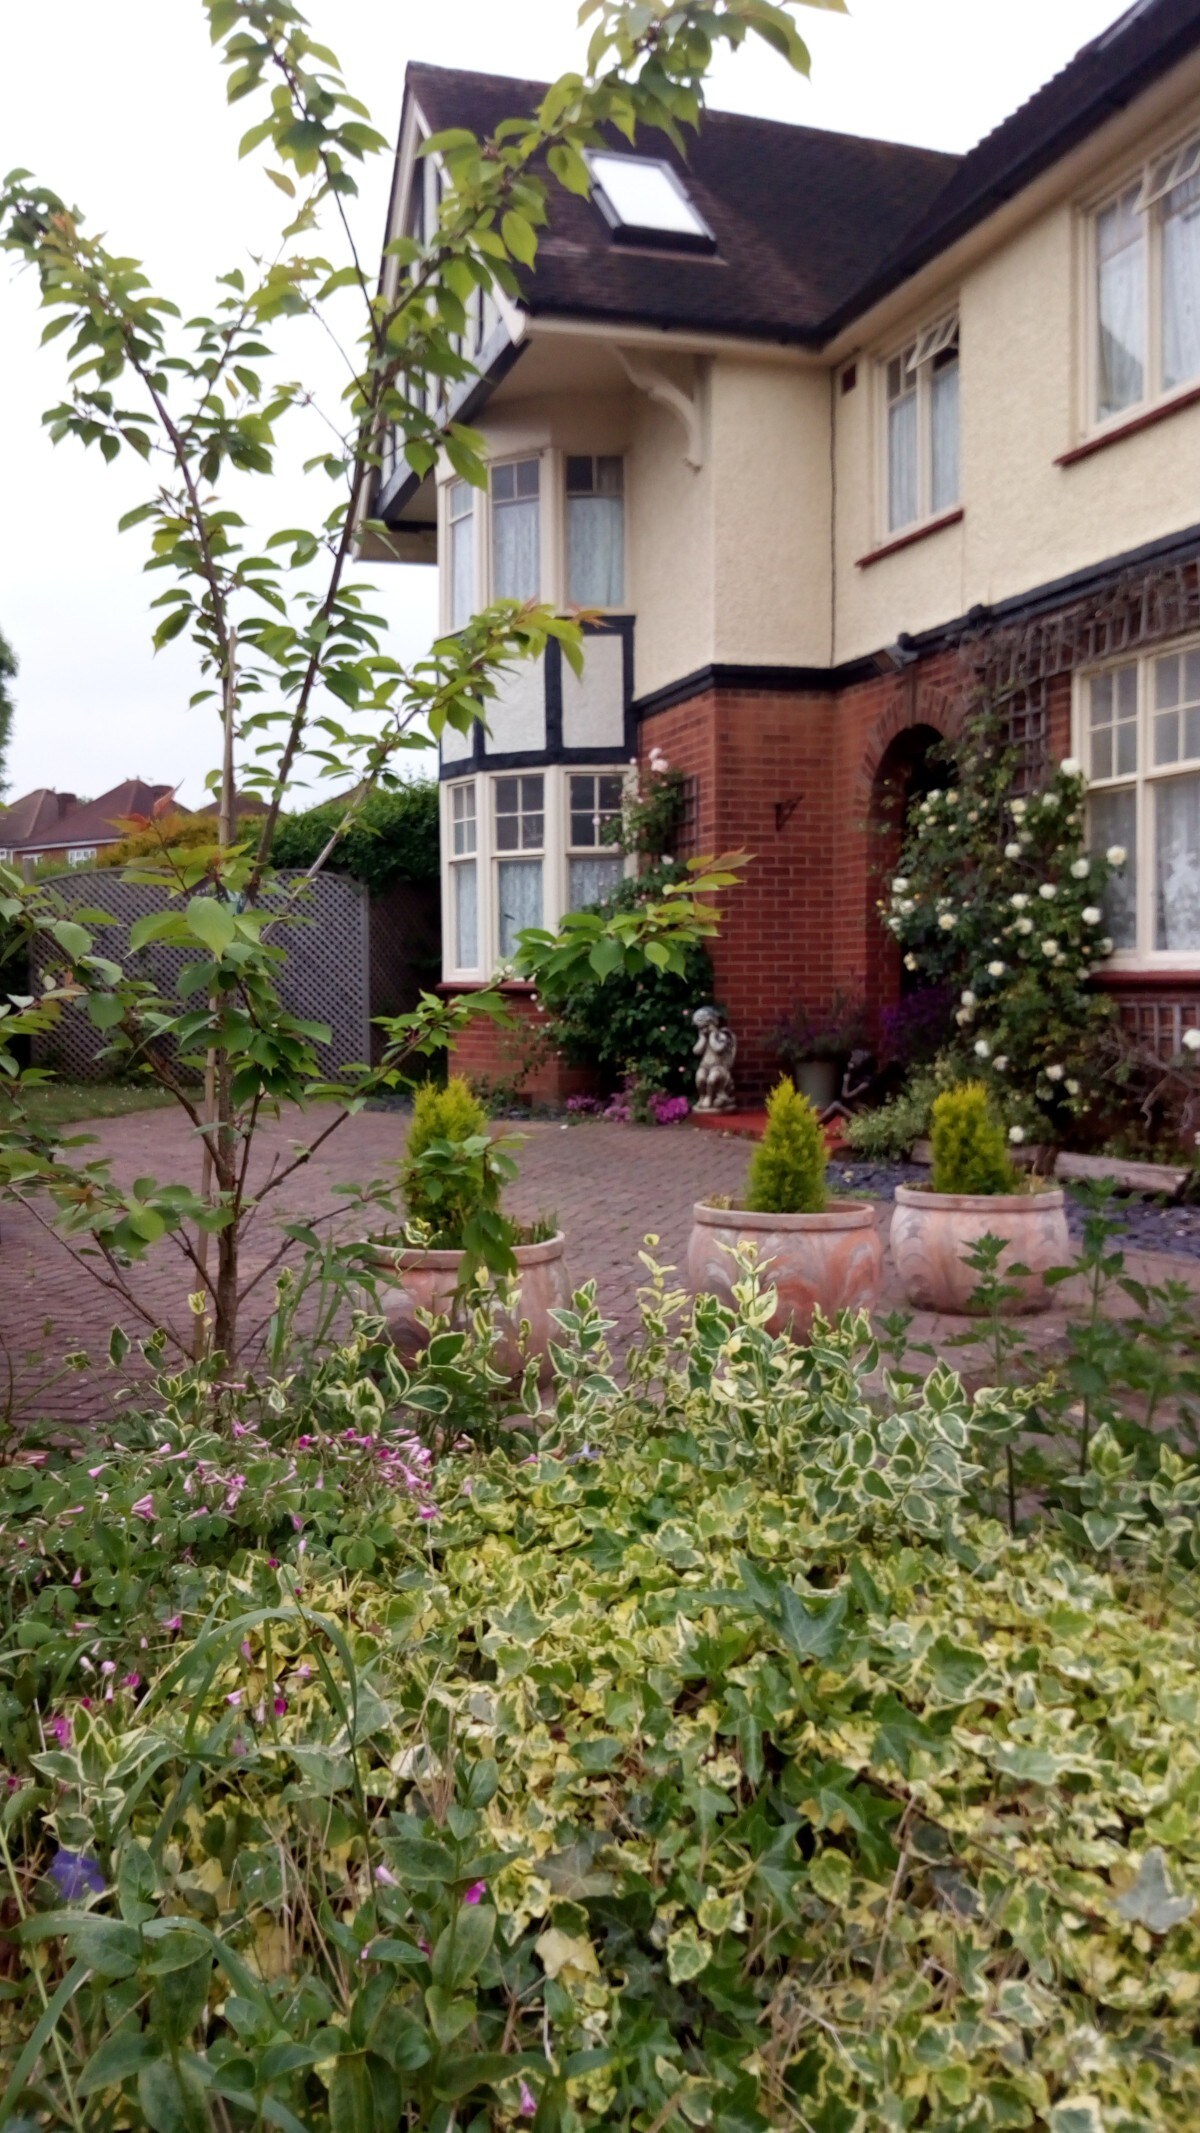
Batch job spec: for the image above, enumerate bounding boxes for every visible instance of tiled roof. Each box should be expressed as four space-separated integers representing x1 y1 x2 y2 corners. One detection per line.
404 0 1200 346
406 62 958 346
0 780 181 854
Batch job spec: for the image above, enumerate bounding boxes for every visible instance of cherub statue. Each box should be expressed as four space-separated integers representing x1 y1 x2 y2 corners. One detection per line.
693 1005 738 1113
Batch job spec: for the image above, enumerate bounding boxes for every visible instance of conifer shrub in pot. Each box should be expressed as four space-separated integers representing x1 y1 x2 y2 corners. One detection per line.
688 1077 883 1337
891 1080 1069 1315
364 1077 568 1380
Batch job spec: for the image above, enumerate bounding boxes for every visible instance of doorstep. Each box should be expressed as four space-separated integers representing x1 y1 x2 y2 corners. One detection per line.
688 1109 768 1140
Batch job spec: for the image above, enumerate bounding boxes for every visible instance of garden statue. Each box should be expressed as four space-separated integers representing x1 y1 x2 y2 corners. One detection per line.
819 1048 877 1125
693 1004 738 1113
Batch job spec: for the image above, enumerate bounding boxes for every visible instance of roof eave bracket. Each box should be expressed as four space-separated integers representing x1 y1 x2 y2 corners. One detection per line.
617 347 704 469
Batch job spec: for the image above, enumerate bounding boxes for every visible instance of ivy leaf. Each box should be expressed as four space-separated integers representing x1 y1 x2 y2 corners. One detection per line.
1114 1847 1195 1934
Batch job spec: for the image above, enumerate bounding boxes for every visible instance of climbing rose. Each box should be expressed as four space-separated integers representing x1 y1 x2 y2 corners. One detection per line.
1107 844 1127 866
987 960 1006 977
1082 906 1102 925
1009 1126 1026 1144
1071 858 1090 879
1184 1028 1200 1053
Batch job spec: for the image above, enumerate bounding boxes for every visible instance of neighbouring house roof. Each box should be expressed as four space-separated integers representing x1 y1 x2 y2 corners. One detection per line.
403 0 1200 348
405 62 959 347
0 780 184 855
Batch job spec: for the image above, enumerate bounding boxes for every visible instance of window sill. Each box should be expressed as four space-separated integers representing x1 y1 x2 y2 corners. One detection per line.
1056 381 1200 466
439 978 538 995
856 507 964 570
1096 964 1200 987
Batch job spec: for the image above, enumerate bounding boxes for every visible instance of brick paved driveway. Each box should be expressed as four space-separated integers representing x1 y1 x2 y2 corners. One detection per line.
2 1104 1196 1426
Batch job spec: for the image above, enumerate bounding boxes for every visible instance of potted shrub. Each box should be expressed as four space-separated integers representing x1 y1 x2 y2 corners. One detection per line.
362 1078 569 1380
890 1081 1069 1315
687 1076 883 1338
775 991 867 1109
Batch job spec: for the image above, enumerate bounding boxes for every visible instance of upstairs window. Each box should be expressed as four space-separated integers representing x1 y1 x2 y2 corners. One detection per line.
566 456 625 607
491 459 541 602
884 315 960 534
448 479 475 630
1092 136 1200 424
587 152 715 253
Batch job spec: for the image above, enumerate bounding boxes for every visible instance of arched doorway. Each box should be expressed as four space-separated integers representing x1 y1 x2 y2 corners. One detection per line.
865 722 948 1027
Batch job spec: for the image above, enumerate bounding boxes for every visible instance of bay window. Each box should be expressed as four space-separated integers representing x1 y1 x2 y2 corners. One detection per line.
567 772 624 907
566 456 625 606
494 774 544 957
491 459 541 601
884 314 960 534
1091 135 1200 425
1082 642 1200 960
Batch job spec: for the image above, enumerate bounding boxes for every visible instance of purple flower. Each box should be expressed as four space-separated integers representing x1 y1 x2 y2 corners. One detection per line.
273 1694 287 1716
47 1714 72 1748
163 1614 182 1632
463 1880 487 1906
374 1864 399 1886
49 1850 104 1902
519 2081 537 2118
130 1494 155 1520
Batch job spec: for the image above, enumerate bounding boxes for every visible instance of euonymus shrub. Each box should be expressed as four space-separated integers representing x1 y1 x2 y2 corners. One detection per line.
2 1267 1200 2130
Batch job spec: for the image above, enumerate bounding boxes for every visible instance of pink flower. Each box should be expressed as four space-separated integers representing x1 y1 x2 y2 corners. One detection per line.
100 1660 116 1677
122 1673 141 1691
163 1615 182 1632
519 2082 537 2118
47 1714 72 1748
419 1505 439 1522
240 1640 253 1662
130 1494 155 1520
463 1881 487 1906
71 1568 82 1587
374 1864 398 1886
226 1690 242 1707
273 1694 287 1717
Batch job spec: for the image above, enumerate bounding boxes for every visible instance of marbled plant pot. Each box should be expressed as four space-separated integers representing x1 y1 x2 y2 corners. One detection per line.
891 1184 1069 1316
364 1233 571 1383
687 1200 884 1340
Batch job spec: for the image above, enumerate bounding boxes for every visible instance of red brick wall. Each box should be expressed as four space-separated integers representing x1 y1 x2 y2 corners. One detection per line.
445 986 597 1103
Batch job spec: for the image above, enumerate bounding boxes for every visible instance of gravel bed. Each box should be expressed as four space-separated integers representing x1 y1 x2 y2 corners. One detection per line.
829 1160 1200 1262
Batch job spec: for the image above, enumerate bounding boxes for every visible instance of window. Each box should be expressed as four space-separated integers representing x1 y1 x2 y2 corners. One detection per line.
884 316 960 533
566 457 625 606
67 847 97 866
448 782 478 970
448 479 475 631
1090 136 1200 424
567 773 625 908
491 459 540 602
494 774 544 957
0 850 11 864
1082 643 1200 958
586 152 715 252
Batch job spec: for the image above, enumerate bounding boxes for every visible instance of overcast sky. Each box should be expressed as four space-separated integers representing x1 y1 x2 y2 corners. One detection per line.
1 0 1131 809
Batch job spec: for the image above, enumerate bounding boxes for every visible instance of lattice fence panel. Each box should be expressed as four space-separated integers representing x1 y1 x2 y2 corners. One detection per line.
367 881 442 1062
1117 994 1200 1060
30 871 372 1080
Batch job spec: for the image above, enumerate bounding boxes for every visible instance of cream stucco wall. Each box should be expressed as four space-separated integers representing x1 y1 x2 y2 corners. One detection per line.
709 359 832 669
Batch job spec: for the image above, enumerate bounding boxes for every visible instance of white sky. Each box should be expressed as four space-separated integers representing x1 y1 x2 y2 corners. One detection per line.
0 0 1130 808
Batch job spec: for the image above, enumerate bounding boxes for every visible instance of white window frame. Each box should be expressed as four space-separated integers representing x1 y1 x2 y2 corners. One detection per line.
565 770 626 910
67 847 97 866
1083 126 1200 435
446 781 479 978
564 456 627 610
1074 637 1200 968
878 311 961 540
440 768 633 981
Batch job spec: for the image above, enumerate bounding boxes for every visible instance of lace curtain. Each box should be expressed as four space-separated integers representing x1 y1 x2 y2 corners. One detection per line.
567 495 624 605
497 858 542 958
1163 172 1200 391
454 861 478 969
492 499 540 601
1090 787 1139 949
887 390 917 531
930 356 960 514
1097 188 1146 419
568 855 623 910
1156 774 1200 950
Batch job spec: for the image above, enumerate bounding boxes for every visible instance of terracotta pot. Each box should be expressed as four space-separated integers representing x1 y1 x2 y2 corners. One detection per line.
792 1059 840 1109
363 1233 571 1383
687 1199 883 1339
890 1184 1070 1316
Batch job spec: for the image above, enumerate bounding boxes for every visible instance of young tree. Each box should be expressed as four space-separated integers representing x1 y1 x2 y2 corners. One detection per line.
0 0 830 1369
0 624 15 795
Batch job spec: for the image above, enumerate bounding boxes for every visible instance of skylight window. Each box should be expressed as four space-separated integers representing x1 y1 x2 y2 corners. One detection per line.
586 152 716 253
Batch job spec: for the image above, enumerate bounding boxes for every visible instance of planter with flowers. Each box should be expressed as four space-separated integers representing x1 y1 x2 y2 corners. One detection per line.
688 1076 883 1337
364 1078 569 1381
775 991 868 1110
891 1082 1068 1315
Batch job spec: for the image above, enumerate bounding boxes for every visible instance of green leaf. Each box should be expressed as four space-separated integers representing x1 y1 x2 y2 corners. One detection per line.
424 1985 477 2046
137 2056 210 2133
185 897 236 958
431 1903 494 1991
50 919 92 960
0 1959 90 2122
501 210 537 266
329 2054 374 2133
1114 1847 1195 1934
77 2026 157 2097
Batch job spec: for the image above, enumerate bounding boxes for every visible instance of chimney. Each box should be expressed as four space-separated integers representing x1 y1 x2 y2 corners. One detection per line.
55 792 78 819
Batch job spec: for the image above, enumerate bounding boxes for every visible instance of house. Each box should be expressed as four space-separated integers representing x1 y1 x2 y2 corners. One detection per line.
0 780 183 867
371 0 1200 1095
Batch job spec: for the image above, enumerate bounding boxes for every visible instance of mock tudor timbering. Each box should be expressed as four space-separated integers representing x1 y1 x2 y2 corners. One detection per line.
372 0 1200 1096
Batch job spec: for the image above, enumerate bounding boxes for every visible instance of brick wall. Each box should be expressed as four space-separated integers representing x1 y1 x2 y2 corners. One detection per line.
445 986 598 1103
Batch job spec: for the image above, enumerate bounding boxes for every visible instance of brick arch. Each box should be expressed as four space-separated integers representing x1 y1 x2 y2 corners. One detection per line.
853 670 964 815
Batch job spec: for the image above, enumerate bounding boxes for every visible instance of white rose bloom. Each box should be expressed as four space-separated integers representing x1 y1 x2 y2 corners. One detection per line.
928 788 942 802
1017 917 1034 935
1005 842 1022 859
1019 834 1032 849
1082 906 1102 925
945 789 959 805
1107 844 1127 866
898 899 914 915
1046 1064 1065 1082
975 1039 991 1059
956 1007 973 1026
892 878 909 895
1101 937 1114 955
1010 799 1027 818
987 960 1006 977
1010 893 1030 910
1041 793 1060 811
1038 884 1057 901
994 1056 1009 1072
1066 1078 1081 1095
1070 858 1090 880
1041 938 1059 957
1184 1028 1200 1053
968 809 979 822
938 912 957 931
1009 1126 1026 1145
961 989 977 1008
904 953 918 971
1060 756 1082 777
